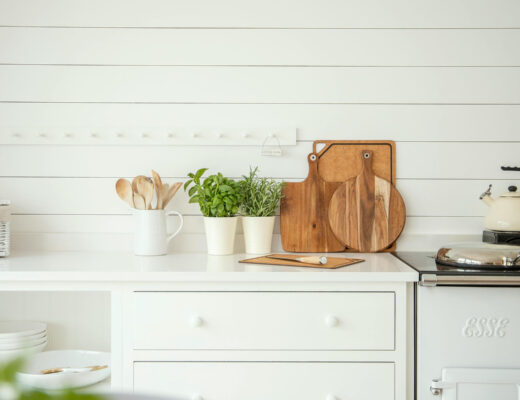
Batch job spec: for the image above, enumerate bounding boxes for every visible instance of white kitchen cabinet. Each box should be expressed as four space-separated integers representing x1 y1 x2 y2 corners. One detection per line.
134 361 395 400
0 251 416 399
133 291 395 350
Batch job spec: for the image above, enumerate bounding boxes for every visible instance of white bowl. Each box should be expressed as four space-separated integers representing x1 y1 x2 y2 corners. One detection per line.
0 331 46 345
17 350 111 390
0 340 47 362
0 321 47 339
0 335 47 350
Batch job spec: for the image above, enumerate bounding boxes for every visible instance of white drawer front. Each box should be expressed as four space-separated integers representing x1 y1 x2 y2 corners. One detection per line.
134 362 394 400
133 292 395 350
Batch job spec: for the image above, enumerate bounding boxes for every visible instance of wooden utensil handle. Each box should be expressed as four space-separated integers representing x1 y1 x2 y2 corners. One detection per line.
297 256 326 265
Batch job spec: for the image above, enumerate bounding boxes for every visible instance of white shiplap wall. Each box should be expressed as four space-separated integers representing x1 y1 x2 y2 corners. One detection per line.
1 0 519 252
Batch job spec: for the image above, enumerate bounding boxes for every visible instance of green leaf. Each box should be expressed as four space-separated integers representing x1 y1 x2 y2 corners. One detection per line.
219 184 232 192
188 196 200 204
188 186 197 197
195 168 208 179
183 179 193 191
0 358 25 382
19 391 53 400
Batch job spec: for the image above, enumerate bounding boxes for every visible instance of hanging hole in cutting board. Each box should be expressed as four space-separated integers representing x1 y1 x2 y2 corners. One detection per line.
315 143 326 153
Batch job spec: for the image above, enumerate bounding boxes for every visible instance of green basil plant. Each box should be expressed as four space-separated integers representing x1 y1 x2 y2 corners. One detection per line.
184 168 242 217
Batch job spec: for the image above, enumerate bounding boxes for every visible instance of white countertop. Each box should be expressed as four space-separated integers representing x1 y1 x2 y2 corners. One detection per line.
0 251 418 283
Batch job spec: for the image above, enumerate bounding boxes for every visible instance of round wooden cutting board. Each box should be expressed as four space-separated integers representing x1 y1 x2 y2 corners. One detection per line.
328 150 406 252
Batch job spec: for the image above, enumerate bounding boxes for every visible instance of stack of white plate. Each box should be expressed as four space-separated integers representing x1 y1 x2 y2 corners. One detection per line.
0 321 47 361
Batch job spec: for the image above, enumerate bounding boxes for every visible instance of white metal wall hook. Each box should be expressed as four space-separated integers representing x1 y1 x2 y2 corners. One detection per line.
261 133 283 157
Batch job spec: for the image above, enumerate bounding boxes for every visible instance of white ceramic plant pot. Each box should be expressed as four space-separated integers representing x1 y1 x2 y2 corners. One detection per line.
242 216 276 254
204 216 238 255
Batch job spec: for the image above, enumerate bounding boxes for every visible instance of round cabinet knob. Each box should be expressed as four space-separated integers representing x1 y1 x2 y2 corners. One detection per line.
325 315 339 327
509 185 517 192
326 394 340 400
190 315 203 327
192 394 204 400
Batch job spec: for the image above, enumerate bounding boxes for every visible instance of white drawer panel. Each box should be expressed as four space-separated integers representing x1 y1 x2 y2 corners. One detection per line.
134 361 394 400
133 292 395 350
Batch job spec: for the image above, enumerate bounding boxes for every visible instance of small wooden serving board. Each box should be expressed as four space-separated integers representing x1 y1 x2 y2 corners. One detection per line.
239 254 365 269
328 150 406 253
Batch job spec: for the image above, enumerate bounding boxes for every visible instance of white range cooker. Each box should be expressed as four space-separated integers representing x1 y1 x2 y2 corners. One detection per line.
395 249 520 400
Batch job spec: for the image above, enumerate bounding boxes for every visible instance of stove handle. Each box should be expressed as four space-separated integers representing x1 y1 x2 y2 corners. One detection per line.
421 274 520 287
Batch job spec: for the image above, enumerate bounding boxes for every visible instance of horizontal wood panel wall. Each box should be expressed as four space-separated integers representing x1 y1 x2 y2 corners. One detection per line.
1 1 519 251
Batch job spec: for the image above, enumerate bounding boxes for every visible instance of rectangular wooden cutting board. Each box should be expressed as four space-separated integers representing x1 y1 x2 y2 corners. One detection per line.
239 254 365 269
314 140 395 184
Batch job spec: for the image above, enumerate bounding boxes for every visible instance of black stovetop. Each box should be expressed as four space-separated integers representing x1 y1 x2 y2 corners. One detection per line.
393 251 520 278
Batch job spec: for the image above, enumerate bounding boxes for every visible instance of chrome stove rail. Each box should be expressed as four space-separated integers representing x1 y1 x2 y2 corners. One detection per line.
420 273 520 287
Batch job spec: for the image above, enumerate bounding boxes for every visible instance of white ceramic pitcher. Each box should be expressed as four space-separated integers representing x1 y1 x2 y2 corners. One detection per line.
133 210 183 256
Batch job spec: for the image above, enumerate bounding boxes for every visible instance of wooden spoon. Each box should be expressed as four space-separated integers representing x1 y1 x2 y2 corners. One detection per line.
115 179 135 208
162 182 182 209
133 193 146 210
132 176 154 210
152 170 163 209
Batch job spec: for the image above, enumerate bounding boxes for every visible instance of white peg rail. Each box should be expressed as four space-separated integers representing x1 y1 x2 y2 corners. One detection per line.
0 127 297 146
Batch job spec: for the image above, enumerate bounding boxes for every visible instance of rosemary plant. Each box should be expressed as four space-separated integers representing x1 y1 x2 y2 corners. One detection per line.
239 167 284 217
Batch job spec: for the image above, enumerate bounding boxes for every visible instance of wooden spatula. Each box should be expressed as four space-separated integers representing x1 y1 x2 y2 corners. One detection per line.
152 170 163 209
162 182 182 209
328 150 406 252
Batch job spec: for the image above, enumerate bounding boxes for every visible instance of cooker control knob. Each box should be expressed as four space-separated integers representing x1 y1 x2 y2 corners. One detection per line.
508 185 517 192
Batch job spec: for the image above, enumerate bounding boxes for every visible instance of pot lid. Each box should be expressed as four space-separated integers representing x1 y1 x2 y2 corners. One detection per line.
436 242 520 269
501 185 520 198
